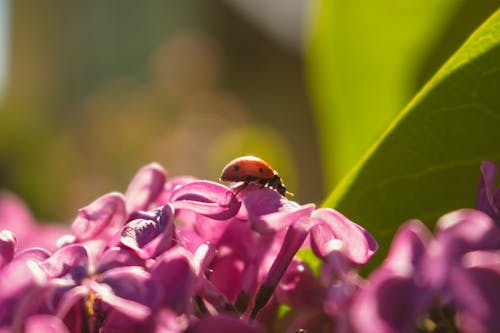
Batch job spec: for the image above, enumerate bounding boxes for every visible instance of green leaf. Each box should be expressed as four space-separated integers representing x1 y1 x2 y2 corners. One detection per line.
324 9 500 268
307 0 498 188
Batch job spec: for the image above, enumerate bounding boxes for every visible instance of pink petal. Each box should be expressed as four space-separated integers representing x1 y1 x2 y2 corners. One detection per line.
350 220 433 333
55 285 89 318
239 187 285 221
310 208 378 265
426 209 500 289
125 163 167 214
0 259 48 329
257 203 315 234
120 204 175 259
155 176 198 205
350 269 430 333
251 214 315 319
96 247 145 272
71 192 126 242
14 247 51 263
171 181 240 220
0 229 16 268
40 244 89 279
151 247 196 314
384 220 431 275
462 250 500 271
197 279 236 313
100 266 154 306
87 280 151 320
276 260 324 311
452 250 500 333
25 315 70 333
153 309 185 333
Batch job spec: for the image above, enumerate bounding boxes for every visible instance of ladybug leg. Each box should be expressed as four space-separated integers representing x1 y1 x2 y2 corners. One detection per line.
267 175 291 197
227 180 249 204
258 178 268 189
232 181 249 196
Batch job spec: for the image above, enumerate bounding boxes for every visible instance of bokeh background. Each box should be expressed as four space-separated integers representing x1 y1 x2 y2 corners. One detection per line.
0 0 497 224
0 0 323 221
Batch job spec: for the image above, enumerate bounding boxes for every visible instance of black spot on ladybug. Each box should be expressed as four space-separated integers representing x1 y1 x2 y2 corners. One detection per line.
233 165 240 171
259 167 264 173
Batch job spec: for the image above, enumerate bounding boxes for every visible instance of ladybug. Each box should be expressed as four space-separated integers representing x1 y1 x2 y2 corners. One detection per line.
220 155 290 197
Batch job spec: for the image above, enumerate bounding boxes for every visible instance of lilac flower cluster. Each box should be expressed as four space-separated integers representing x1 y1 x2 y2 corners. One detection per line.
350 161 500 333
0 161 499 333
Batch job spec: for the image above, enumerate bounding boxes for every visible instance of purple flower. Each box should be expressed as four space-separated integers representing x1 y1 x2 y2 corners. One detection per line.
477 161 500 225
0 161 381 332
70 163 239 260
452 249 500 333
0 249 49 331
250 204 317 319
38 165 242 331
41 244 157 332
95 247 197 333
425 209 500 333
350 220 432 333
70 163 167 245
173 186 316 319
351 209 500 333
275 248 366 333
267 208 378 333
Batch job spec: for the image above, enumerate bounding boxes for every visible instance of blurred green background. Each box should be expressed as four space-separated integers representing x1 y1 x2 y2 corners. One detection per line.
0 0 323 221
0 0 497 226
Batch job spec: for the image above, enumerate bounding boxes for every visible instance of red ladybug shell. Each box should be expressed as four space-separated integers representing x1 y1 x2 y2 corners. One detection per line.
220 156 276 182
